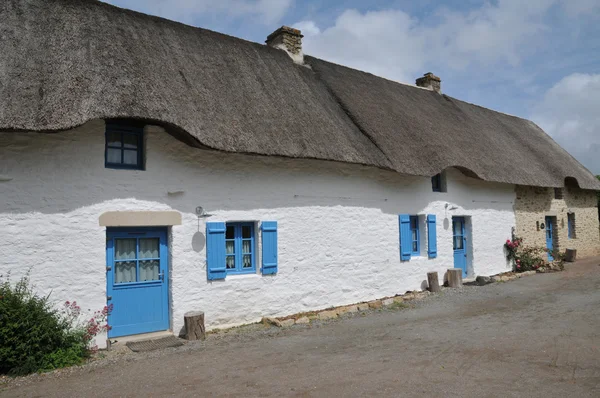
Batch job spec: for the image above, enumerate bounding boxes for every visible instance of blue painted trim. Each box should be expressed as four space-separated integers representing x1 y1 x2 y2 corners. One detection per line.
226 222 256 275
427 214 437 258
410 215 420 256
399 214 412 261
545 216 554 261
106 227 169 337
452 217 467 277
261 221 278 275
104 121 144 170
206 222 227 280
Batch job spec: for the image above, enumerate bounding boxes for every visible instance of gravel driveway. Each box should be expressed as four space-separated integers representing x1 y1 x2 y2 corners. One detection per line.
2 257 600 397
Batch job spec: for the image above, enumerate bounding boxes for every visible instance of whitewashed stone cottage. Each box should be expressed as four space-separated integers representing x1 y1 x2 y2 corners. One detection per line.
1 0 599 345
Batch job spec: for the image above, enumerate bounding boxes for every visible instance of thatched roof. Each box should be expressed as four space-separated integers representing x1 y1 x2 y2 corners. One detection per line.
1 0 599 190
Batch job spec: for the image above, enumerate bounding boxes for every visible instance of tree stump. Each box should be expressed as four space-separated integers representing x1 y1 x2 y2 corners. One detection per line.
184 311 205 341
565 249 577 263
447 268 463 288
427 272 441 293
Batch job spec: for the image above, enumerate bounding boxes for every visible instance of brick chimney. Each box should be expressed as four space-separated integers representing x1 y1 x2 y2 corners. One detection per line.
266 26 304 64
416 72 441 93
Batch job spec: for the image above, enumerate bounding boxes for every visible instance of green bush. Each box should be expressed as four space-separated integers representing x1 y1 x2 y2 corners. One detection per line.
504 237 564 272
0 274 109 376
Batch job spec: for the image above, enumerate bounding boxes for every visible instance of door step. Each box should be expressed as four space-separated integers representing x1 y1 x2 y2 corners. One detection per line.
108 331 179 351
126 335 185 352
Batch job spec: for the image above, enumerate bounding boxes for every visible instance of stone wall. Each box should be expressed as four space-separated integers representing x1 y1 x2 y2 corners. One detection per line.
515 185 600 258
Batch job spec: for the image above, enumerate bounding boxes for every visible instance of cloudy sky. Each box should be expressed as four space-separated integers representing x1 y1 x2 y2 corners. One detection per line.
105 0 600 175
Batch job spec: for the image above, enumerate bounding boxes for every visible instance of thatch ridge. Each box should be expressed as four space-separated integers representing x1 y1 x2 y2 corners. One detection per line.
1 0 598 190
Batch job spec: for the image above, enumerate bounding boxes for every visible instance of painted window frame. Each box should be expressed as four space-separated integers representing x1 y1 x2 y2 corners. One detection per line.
105 121 145 170
431 172 447 193
410 215 420 256
106 227 167 287
567 213 576 239
225 222 256 275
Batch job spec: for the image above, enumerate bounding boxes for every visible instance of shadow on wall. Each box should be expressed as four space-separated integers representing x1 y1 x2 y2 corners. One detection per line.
0 121 516 219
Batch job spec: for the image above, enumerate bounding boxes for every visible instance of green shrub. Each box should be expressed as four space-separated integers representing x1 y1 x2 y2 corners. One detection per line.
504 237 564 272
0 274 109 376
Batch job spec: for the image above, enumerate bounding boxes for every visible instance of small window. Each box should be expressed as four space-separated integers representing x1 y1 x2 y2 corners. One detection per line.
113 236 161 283
105 121 144 170
432 173 446 192
554 188 563 200
568 213 576 239
410 216 420 255
224 222 255 275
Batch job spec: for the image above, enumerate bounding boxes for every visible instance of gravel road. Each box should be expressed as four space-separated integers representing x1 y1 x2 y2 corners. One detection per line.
2 257 600 397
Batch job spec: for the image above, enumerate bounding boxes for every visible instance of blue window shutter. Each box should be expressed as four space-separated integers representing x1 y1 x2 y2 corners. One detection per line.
261 221 278 275
399 214 412 261
427 214 437 258
206 222 227 280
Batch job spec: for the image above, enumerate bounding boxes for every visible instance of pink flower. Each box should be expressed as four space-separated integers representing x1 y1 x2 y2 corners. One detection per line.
517 265 521 269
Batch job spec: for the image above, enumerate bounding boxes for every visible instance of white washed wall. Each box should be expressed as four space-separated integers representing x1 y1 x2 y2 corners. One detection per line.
0 120 516 345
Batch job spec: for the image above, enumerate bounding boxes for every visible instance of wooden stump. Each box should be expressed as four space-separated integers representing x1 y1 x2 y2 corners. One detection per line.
447 268 463 288
184 311 206 341
427 272 441 293
565 249 577 263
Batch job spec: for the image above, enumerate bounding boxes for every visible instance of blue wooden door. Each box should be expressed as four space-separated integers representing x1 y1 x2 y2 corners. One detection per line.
452 217 467 277
545 216 554 261
106 228 169 338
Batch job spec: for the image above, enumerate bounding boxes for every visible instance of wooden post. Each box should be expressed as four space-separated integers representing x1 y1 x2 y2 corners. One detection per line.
184 311 206 341
427 272 441 293
447 268 463 288
565 249 577 262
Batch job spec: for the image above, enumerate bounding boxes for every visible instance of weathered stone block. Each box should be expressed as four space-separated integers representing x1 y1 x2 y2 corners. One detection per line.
318 310 338 320
262 317 282 327
382 298 394 306
368 300 383 309
337 305 358 314
295 317 310 324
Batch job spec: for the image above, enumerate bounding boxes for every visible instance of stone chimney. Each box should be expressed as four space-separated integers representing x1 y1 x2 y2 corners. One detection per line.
416 72 441 93
266 26 304 64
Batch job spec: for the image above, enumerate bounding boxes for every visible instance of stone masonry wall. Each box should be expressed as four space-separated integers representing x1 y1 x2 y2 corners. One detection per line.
515 185 600 258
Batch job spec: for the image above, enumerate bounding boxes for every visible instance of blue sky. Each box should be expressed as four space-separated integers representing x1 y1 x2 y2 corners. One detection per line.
105 0 600 175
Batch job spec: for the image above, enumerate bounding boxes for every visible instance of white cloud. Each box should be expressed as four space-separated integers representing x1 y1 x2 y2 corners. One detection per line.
532 73 600 174
294 0 562 84
105 0 292 25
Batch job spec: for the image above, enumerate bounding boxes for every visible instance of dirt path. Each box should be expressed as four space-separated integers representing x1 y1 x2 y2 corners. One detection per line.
3 257 600 397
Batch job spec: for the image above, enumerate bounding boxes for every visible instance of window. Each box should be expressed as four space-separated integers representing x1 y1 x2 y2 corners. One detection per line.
568 213 576 239
225 222 255 275
105 121 144 170
206 221 278 280
110 234 162 284
410 216 420 255
432 173 446 192
453 219 465 250
554 188 563 200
